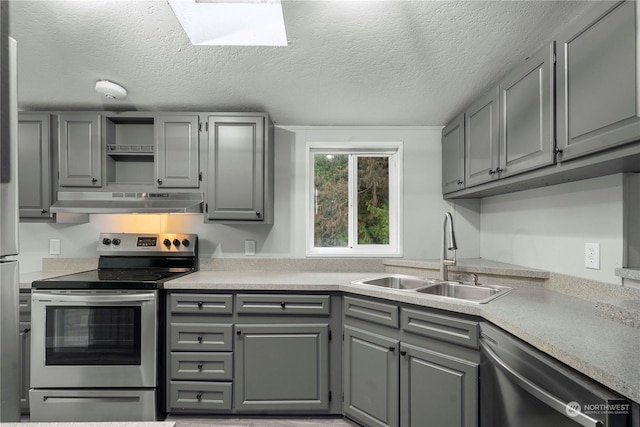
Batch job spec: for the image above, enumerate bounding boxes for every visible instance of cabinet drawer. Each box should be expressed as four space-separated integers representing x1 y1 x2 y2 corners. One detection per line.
344 296 399 328
401 308 479 349
170 352 232 381
170 294 233 315
170 323 233 351
236 294 330 316
169 381 232 412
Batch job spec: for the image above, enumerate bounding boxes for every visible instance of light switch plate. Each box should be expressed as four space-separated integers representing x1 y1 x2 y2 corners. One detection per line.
49 239 61 255
585 242 600 270
244 240 256 256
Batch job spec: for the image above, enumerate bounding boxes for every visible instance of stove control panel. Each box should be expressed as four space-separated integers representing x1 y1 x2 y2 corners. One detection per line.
97 233 197 257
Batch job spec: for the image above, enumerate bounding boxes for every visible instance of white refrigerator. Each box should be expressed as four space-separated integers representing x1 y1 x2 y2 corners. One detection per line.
0 9 21 421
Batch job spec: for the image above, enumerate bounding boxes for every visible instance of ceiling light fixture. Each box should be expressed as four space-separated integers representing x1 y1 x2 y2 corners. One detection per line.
168 0 287 46
95 80 127 99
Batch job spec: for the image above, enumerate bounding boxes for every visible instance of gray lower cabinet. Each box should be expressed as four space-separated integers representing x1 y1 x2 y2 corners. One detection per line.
204 114 274 223
343 296 479 427
556 0 640 161
234 323 330 412
58 113 102 187
18 113 53 219
343 325 400 427
19 291 31 414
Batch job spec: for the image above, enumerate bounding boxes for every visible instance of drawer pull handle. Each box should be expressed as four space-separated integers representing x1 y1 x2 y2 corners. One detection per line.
197 363 203 370
488 169 495 176
388 346 396 352
197 335 203 342
495 167 504 173
196 393 202 401
197 301 203 308
280 302 286 308
236 330 242 335
400 350 407 357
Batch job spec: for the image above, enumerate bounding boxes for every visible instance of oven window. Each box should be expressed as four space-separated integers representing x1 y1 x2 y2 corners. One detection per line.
45 306 142 365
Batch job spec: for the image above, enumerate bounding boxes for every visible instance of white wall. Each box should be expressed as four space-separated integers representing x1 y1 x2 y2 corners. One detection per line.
479 174 625 285
18 126 481 273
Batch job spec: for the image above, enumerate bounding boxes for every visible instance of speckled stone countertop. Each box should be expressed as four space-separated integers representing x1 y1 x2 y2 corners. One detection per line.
166 271 640 403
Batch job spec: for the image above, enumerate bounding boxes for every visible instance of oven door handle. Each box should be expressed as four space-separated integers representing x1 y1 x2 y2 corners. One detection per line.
480 340 603 427
32 292 156 304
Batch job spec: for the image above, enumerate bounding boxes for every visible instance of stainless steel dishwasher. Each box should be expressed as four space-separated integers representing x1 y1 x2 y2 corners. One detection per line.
480 323 633 427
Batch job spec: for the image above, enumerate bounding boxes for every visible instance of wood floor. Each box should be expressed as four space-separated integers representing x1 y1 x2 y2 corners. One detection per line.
166 416 357 427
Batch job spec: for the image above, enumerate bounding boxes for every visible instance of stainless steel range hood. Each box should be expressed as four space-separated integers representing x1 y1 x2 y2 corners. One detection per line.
50 192 204 214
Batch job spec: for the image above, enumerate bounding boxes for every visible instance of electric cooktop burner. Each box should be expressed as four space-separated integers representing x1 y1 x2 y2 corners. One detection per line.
32 233 198 290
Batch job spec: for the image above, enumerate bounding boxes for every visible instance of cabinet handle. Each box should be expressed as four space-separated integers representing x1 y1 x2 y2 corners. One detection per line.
197 335 203 342
388 346 396 352
41 209 48 214
457 180 463 185
91 177 98 183
280 302 286 309
554 148 564 155
400 350 407 357
197 363 204 370
20 327 31 337
157 179 163 185
495 168 504 173
488 169 495 176
197 301 203 308
236 330 242 335
196 393 203 401
256 212 262 217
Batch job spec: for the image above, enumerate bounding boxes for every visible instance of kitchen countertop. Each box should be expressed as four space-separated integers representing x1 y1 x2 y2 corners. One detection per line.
166 271 640 403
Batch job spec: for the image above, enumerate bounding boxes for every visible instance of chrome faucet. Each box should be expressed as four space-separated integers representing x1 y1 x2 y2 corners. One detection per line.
440 212 458 281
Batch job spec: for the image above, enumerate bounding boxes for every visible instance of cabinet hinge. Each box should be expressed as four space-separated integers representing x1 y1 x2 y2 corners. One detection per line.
205 203 208 213
329 391 332 402
329 330 332 341
553 52 556 66
198 122 202 132
199 172 202 181
342 392 344 402
342 331 344 340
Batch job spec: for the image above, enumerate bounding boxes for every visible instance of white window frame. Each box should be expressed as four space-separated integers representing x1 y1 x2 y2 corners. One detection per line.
306 141 403 257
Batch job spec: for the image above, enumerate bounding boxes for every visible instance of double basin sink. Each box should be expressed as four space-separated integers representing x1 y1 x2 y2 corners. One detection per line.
351 274 512 304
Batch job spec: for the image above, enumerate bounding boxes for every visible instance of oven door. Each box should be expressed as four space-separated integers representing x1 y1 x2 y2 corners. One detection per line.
30 290 157 388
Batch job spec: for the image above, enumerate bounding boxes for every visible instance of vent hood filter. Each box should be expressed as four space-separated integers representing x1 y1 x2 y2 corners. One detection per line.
50 192 204 214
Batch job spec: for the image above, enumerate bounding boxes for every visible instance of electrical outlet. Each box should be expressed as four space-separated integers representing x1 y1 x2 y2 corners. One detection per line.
49 239 61 255
244 240 256 256
585 243 600 270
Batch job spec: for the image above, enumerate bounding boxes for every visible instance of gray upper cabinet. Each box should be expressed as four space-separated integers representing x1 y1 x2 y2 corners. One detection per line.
557 0 640 161
58 113 101 187
442 114 465 194
204 114 273 223
465 88 500 188
155 115 200 188
18 113 52 219
499 42 555 177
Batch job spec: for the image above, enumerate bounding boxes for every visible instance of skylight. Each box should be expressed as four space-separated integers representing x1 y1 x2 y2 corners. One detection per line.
167 0 288 46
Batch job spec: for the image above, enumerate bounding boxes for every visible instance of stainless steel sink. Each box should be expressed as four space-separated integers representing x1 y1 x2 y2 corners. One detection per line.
415 281 512 303
351 274 433 290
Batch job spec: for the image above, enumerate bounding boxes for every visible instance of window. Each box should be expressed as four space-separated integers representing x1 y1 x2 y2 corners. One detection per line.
307 143 401 256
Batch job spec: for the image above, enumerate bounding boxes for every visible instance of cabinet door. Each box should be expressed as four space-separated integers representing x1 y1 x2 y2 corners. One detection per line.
557 0 640 161
499 42 555 178
442 114 465 194
234 323 329 412
205 116 264 221
19 322 30 414
400 343 478 427
343 325 399 427
155 115 200 188
465 88 499 187
58 113 101 187
18 113 52 218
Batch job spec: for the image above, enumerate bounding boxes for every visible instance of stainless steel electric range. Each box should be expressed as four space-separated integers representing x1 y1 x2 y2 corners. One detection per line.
29 233 198 422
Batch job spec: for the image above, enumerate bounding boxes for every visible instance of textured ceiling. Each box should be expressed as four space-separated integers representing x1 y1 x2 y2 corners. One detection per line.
10 0 595 126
